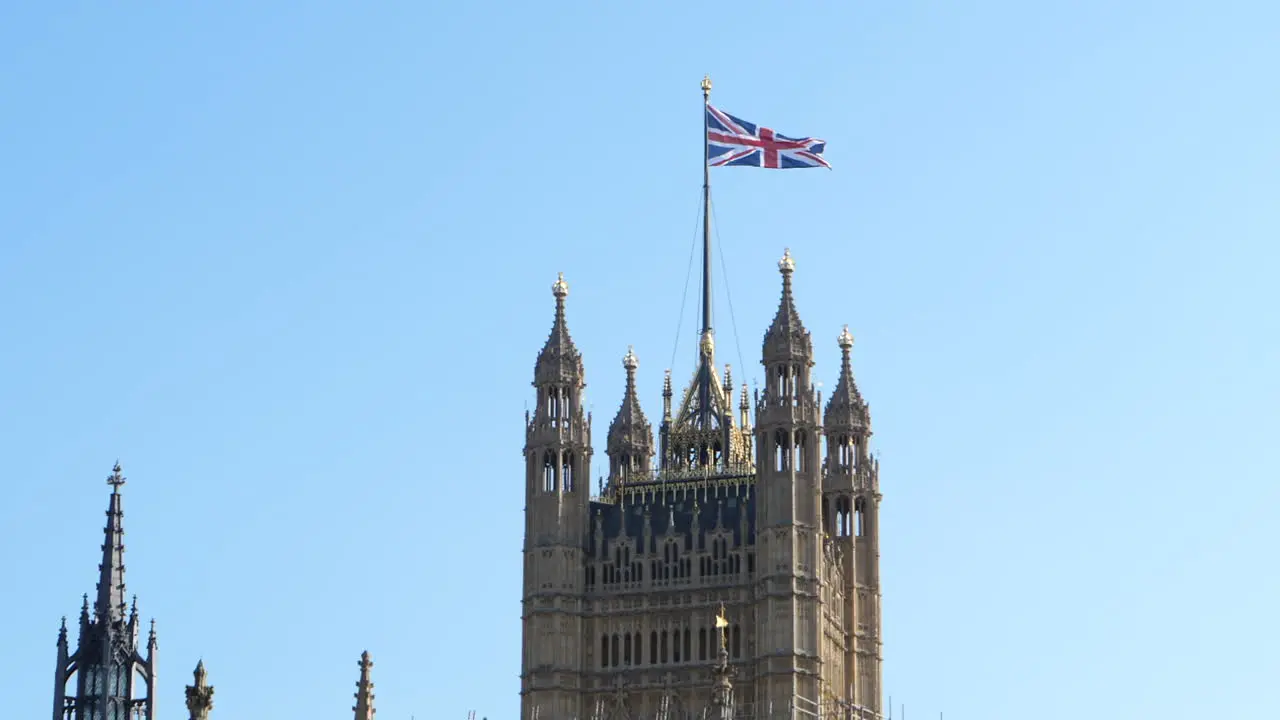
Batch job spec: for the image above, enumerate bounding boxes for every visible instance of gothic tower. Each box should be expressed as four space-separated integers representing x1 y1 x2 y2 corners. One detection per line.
822 327 882 714
520 249 884 720
52 463 159 720
753 250 824 716
521 273 593 720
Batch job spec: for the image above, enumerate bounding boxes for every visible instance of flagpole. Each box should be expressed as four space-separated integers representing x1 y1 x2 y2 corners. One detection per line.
699 75 713 429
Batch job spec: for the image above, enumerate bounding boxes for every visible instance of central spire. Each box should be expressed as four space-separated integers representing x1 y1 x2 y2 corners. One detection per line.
96 462 128 623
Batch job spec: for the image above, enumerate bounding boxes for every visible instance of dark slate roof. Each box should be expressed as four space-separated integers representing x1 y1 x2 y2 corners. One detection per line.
589 482 756 555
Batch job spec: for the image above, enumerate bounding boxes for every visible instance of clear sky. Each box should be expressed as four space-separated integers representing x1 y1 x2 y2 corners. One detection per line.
2 2 1277 719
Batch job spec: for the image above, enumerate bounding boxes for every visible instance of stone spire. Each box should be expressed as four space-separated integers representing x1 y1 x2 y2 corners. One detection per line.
607 346 654 482
184 660 214 720
762 248 813 363
54 464 160 720
823 326 870 431
353 651 376 720
534 273 584 386
95 463 128 623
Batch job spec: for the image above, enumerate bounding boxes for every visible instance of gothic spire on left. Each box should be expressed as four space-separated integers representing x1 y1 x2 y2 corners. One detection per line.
96 463 128 623
52 462 158 720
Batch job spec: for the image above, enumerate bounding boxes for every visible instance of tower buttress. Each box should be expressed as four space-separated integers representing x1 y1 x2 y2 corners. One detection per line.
521 273 591 720
753 249 824 715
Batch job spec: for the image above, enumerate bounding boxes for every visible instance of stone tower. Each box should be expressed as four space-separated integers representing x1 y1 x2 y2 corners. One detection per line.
521 273 593 720
519 250 885 720
753 249 824 716
52 463 160 720
823 327 882 709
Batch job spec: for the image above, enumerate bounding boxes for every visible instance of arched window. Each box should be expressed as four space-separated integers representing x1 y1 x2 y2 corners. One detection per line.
650 631 658 664
601 634 609 668
561 452 574 492
542 451 556 492
836 496 852 537
731 625 741 659
795 431 807 473
611 633 620 667
775 430 790 472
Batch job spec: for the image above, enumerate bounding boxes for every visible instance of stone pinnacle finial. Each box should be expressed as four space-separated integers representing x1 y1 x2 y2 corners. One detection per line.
778 248 795 275
185 660 214 720
108 462 125 489
838 325 854 351
354 651 376 720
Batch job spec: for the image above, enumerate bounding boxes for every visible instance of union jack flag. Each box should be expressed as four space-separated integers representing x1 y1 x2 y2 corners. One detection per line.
706 105 830 169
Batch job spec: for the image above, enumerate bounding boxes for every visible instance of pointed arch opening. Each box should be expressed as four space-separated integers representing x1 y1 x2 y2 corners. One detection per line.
795 430 808 473
542 451 556 492
561 452 575 492
774 430 791 472
836 496 852 538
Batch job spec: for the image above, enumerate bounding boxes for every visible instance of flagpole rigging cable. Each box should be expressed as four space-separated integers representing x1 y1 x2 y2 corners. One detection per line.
709 196 748 395
668 192 703 374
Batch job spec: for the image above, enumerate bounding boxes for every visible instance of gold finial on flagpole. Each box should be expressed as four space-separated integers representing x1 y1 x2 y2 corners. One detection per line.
701 75 712 99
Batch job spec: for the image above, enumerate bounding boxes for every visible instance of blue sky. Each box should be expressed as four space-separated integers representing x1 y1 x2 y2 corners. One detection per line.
2 2 1278 718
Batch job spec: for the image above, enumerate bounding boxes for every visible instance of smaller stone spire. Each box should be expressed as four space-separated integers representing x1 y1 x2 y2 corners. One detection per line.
534 273 584 386
824 325 869 430
185 660 214 720
353 651 376 720
662 369 673 420
607 346 654 478
762 249 812 362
